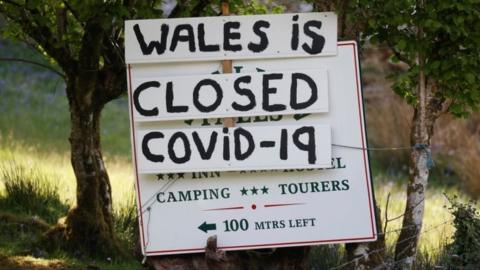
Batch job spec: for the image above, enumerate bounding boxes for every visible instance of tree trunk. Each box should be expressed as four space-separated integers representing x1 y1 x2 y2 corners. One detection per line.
393 112 432 268
394 73 442 268
59 79 120 258
313 2 387 268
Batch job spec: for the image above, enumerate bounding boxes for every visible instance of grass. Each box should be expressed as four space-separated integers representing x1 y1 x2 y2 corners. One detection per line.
0 162 68 223
307 172 470 269
0 253 144 270
0 39 141 269
0 123 469 269
0 146 141 269
0 39 479 269
373 173 458 256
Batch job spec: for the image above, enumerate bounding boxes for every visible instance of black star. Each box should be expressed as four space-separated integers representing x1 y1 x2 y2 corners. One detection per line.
156 174 164 180
240 187 248 196
251 186 258 195
177 173 185 179
261 186 269 194
167 173 175 180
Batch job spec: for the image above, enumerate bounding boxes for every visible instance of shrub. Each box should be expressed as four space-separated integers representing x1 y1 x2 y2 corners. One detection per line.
308 245 344 269
114 192 138 250
0 162 68 223
443 197 480 269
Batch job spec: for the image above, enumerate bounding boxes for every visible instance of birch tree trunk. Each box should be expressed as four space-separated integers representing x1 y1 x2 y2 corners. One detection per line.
394 97 432 268
393 54 443 268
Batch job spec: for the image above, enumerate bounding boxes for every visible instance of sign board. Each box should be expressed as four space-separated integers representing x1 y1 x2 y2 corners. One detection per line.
125 12 337 63
131 69 329 121
126 42 377 255
126 11 377 256
135 124 331 173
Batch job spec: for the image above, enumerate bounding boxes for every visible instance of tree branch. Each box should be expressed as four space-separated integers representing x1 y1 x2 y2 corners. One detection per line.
387 40 413 66
191 0 211 17
0 57 65 78
1 0 22 8
78 18 103 71
56 7 67 39
2 4 77 75
98 36 127 104
169 0 212 18
62 0 83 25
383 192 391 234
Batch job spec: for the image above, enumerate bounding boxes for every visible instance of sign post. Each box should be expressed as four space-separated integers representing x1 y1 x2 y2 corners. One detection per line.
222 1 235 128
125 12 377 256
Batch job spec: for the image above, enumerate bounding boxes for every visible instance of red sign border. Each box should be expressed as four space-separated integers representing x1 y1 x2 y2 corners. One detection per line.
127 41 377 256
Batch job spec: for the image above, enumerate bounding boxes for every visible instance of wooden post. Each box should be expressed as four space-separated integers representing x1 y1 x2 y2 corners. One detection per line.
202 3 236 265
221 1 235 128
148 3 310 269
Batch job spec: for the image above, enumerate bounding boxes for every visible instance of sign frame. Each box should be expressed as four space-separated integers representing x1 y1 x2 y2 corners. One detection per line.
126 41 378 256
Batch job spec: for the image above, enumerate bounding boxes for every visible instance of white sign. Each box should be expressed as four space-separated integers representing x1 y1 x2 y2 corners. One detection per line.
135 124 331 173
127 42 377 255
125 12 337 63
132 69 329 121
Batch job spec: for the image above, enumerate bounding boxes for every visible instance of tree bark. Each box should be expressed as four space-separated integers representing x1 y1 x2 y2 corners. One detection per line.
393 76 443 268
393 113 431 268
313 0 362 40
58 78 120 257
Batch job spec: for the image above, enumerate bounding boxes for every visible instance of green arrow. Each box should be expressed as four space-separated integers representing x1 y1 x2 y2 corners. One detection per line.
198 221 216 233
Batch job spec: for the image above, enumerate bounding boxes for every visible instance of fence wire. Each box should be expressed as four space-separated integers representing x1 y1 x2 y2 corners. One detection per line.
138 142 440 263
329 219 454 270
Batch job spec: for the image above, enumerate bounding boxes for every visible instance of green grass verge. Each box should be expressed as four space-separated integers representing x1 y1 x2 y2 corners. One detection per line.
1 38 478 269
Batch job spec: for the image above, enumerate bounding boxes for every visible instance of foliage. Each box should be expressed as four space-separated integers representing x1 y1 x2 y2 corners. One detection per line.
355 0 480 117
233 0 285 15
0 0 163 61
443 197 480 269
0 39 70 153
168 0 285 16
0 38 133 156
1 0 179 256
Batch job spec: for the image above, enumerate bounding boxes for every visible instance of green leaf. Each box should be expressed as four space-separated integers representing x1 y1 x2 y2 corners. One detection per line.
397 39 406 50
466 73 475 84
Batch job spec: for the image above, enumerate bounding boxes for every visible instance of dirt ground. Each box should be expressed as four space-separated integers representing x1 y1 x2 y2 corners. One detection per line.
0 254 75 270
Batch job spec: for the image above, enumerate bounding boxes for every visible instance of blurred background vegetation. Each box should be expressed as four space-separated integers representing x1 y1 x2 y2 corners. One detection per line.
0 1 479 269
